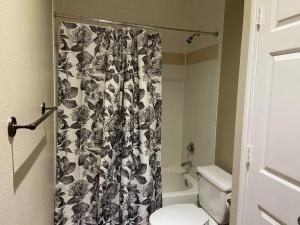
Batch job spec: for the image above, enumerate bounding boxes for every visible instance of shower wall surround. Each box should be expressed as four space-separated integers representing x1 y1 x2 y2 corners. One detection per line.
182 59 221 167
161 66 185 167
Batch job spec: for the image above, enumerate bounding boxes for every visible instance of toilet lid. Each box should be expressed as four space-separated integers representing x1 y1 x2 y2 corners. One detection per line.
150 204 209 225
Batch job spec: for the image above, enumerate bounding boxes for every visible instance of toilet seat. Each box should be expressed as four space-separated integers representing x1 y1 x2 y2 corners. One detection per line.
150 204 215 225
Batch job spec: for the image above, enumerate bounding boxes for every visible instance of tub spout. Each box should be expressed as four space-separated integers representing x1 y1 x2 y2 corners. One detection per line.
181 161 193 167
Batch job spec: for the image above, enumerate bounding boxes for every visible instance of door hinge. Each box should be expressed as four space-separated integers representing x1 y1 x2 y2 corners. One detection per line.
256 4 263 31
246 144 253 168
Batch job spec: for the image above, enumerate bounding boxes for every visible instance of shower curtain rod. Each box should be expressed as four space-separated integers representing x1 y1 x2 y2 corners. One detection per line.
55 13 219 37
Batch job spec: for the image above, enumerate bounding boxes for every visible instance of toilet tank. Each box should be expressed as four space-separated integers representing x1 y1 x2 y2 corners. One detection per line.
197 165 232 225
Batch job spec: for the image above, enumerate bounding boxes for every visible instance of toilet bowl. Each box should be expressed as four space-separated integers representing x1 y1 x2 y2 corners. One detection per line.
150 165 232 225
150 204 218 225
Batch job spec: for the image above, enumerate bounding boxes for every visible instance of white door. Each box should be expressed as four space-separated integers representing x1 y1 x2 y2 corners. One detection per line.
244 0 300 224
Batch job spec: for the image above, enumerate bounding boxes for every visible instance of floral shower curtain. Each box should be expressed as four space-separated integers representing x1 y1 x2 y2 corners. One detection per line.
55 22 162 225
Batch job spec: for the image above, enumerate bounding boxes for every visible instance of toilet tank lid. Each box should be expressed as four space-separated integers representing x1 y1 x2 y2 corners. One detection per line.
197 165 232 192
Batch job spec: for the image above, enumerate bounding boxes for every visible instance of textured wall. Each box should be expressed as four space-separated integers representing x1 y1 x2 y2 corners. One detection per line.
215 0 245 173
0 0 54 224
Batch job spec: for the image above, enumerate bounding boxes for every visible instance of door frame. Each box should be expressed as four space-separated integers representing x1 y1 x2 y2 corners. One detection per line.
230 0 261 224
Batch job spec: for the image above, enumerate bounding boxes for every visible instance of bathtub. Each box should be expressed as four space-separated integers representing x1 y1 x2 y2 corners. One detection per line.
162 167 198 206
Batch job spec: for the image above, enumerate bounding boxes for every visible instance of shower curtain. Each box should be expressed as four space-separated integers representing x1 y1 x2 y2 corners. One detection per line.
55 22 162 225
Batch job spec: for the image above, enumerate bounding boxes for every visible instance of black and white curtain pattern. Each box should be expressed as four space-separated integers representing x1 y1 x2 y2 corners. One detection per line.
55 22 162 225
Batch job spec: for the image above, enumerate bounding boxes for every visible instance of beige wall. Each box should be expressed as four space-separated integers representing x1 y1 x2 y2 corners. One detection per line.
0 0 54 224
230 0 254 224
55 0 200 31
54 0 193 53
215 0 244 173
54 0 223 54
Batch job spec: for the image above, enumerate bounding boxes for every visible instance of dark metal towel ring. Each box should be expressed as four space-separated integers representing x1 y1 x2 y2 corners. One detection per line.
8 102 57 137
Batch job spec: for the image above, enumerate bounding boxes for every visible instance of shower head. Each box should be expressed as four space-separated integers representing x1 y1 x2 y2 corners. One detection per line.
186 33 200 44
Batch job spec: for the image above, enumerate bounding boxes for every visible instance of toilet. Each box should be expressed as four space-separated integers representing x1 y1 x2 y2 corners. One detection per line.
150 165 232 225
